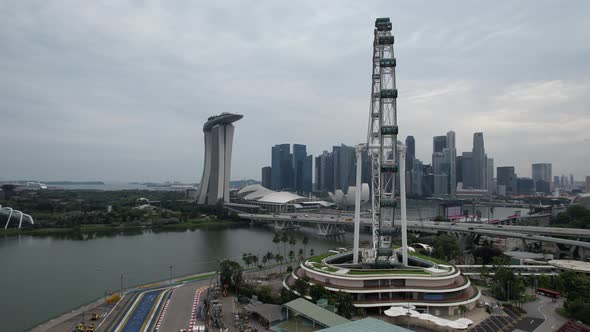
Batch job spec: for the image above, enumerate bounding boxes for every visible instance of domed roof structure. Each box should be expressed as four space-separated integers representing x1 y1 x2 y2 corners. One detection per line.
571 193 590 208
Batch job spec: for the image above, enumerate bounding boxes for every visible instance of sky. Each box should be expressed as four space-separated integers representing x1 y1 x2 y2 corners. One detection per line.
1 1 589 183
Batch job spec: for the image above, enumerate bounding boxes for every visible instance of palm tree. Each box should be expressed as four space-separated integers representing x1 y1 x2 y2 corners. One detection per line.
275 254 284 271
288 234 297 255
288 250 294 263
298 248 304 261
262 255 268 267
272 233 281 255
309 248 315 257
281 232 289 258
302 236 309 258
242 253 248 268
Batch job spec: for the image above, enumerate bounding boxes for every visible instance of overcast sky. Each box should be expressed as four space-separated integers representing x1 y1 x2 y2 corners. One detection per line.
1 1 589 183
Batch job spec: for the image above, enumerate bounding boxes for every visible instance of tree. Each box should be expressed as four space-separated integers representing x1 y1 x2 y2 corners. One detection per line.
273 233 281 255
473 246 503 265
293 278 308 296
262 255 268 267
219 260 243 294
288 235 297 258
298 248 304 261
281 232 289 258
302 236 309 258
459 305 468 318
309 284 329 302
309 248 315 257
288 250 294 263
432 234 460 261
330 292 355 319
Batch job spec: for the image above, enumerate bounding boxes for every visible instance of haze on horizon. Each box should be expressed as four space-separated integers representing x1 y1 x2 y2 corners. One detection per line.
1 1 589 183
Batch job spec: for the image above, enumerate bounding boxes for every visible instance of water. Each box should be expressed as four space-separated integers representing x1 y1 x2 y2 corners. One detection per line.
0 225 358 332
0 201 526 331
49 182 150 190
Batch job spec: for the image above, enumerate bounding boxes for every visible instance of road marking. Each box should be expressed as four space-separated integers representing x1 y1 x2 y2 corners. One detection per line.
114 292 145 332
141 289 167 332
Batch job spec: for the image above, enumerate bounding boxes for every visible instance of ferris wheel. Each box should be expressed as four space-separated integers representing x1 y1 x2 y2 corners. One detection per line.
366 18 404 265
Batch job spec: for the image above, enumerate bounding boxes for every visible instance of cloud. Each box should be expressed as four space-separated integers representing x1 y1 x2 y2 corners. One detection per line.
0 1 589 182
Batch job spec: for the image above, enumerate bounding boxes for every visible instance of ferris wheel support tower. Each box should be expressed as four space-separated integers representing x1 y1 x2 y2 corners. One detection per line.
362 17 407 266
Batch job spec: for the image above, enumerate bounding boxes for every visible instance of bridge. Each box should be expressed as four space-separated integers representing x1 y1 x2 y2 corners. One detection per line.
238 212 590 254
455 265 559 276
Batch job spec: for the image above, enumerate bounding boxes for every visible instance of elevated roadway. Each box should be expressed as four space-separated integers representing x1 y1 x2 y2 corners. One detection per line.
239 213 590 249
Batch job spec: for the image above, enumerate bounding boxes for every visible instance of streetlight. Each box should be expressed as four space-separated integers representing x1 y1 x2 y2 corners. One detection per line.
120 273 124 296
169 265 173 285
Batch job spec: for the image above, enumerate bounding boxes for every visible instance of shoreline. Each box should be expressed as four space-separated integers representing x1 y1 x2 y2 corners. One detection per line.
0 220 243 237
28 270 219 332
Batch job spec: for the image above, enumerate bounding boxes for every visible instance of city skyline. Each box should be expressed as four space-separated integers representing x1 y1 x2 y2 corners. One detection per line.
1 2 589 182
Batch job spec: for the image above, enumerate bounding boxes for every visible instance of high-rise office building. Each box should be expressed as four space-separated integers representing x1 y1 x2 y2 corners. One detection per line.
446 131 457 198
315 151 334 192
293 144 307 192
413 159 423 195
586 176 590 193
197 113 243 205
456 155 463 184
570 174 575 189
303 155 313 193
532 163 552 194
433 174 449 196
271 144 292 190
333 144 356 192
432 152 445 175
487 158 494 193
433 136 447 153
422 164 434 196
461 152 475 189
497 166 517 195
261 166 272 189
406 136 415 171
517 178 535 195
554 176 561 189
472 133 487 190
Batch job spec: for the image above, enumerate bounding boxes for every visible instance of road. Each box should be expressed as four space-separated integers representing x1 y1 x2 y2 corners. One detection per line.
241 212 590 248
523 295 568 331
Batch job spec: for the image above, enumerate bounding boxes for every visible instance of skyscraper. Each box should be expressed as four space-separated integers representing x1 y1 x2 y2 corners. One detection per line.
497 166 517 195
315 151 334 192
433 136 447 153
446 131 457 198
333 144 356 192
461 152 475 189
293 144 307 192
472 133 487 190
271 144 292 190
487 158 494 193
302 155 313 193
261 166 272 189
406 136 415 171
570 174 575 189
554 176 561 189
532 163 552 194
197 112 243 205
586 176 590 193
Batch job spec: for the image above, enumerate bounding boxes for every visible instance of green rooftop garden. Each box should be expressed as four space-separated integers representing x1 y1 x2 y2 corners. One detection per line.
347 269 430 276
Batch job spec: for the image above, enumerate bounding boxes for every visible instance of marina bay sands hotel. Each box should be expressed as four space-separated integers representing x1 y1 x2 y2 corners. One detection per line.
197 112 243 205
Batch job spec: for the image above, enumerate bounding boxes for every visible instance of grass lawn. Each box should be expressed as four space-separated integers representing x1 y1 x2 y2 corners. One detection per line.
307 251 337 264
347 269 430 275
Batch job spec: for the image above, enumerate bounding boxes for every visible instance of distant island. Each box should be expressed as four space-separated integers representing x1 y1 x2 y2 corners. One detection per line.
44 181 105 185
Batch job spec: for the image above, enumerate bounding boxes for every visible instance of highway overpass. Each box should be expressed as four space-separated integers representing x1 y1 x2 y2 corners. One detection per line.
239 212 590 250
